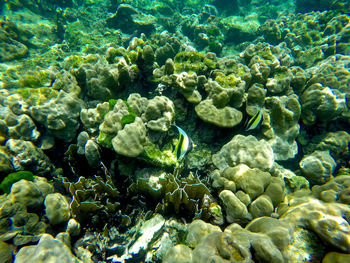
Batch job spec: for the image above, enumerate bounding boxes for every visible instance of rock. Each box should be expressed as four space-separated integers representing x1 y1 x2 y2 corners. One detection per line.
185 220 221 248
66 219 81 237
323 252 350 263
44 193 71 225
14 234 81 263
195 99 243 128
5 139 53 176
299 150 337 185
163 244 193 263
249 195 274 218
219 190 250 223
10 180 44 209
84 140 101 168
212 135 274 171
141 96 175 132
106 4 156 35
30 90 84 142
112 117 147 157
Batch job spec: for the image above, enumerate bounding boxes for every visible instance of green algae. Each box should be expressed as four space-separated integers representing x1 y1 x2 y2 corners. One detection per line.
0 171 35 194
97 131 113 149
141 141 178 168
16 87 58 105
121 100 137 128
174 51 217 75
214 72 241 88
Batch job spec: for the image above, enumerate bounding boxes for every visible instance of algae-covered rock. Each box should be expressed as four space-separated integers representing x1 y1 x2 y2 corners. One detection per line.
299 150 337 185
246 84 266 116
80 102 110 131
141 96 175 132
106 4 156 35
281 198 350 253
0 105 39 142
66 219 81 237
213 165 272 199
204 77 245 108
212 135 274 171
195 99 242 128
9 180 43 209
163 244 193 263
312 174 350 204
84 140 101 168
44 193 71 225
323 252 350 263
316 131 350 160
0 28 28 62
211 164 284 222
219 190 250 223
185 220 221 248
72 55 129 101
14 234 81 263
112 117 147 157
0 240 14 263
30 90 85 142
249 195 274 218
0 146 13 174
170 72 202 104
300 83 347 125
5 139 53 176
263 94 301 160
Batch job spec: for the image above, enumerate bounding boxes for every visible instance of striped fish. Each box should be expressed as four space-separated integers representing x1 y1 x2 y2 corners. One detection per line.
245 109 263 131
173 125 195 161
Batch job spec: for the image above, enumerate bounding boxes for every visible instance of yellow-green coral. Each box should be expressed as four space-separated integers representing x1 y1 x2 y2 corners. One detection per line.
141 141 178 167
18 70 51 88
15 87 58 105
174 51 217 75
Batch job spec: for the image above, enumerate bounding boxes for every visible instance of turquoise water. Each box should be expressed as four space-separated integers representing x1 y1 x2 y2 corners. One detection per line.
0 1 349 262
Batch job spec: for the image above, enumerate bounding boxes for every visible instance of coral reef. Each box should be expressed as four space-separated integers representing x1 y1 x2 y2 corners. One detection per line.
0 0 349 262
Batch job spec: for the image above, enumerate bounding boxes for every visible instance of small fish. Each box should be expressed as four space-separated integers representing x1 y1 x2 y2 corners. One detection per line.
173 125 196 161
245 108 263 131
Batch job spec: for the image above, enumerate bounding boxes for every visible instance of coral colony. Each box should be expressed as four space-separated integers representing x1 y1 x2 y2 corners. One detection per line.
0 0 349 262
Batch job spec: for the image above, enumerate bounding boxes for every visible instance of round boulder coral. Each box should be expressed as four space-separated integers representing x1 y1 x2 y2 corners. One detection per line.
44 193 71 225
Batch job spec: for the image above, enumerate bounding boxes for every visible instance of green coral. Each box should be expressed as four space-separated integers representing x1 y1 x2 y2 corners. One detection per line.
0 171 35 193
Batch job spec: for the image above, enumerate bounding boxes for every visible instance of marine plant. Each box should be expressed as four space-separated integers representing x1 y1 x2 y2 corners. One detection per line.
120 100 137 127
0 171 35 193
